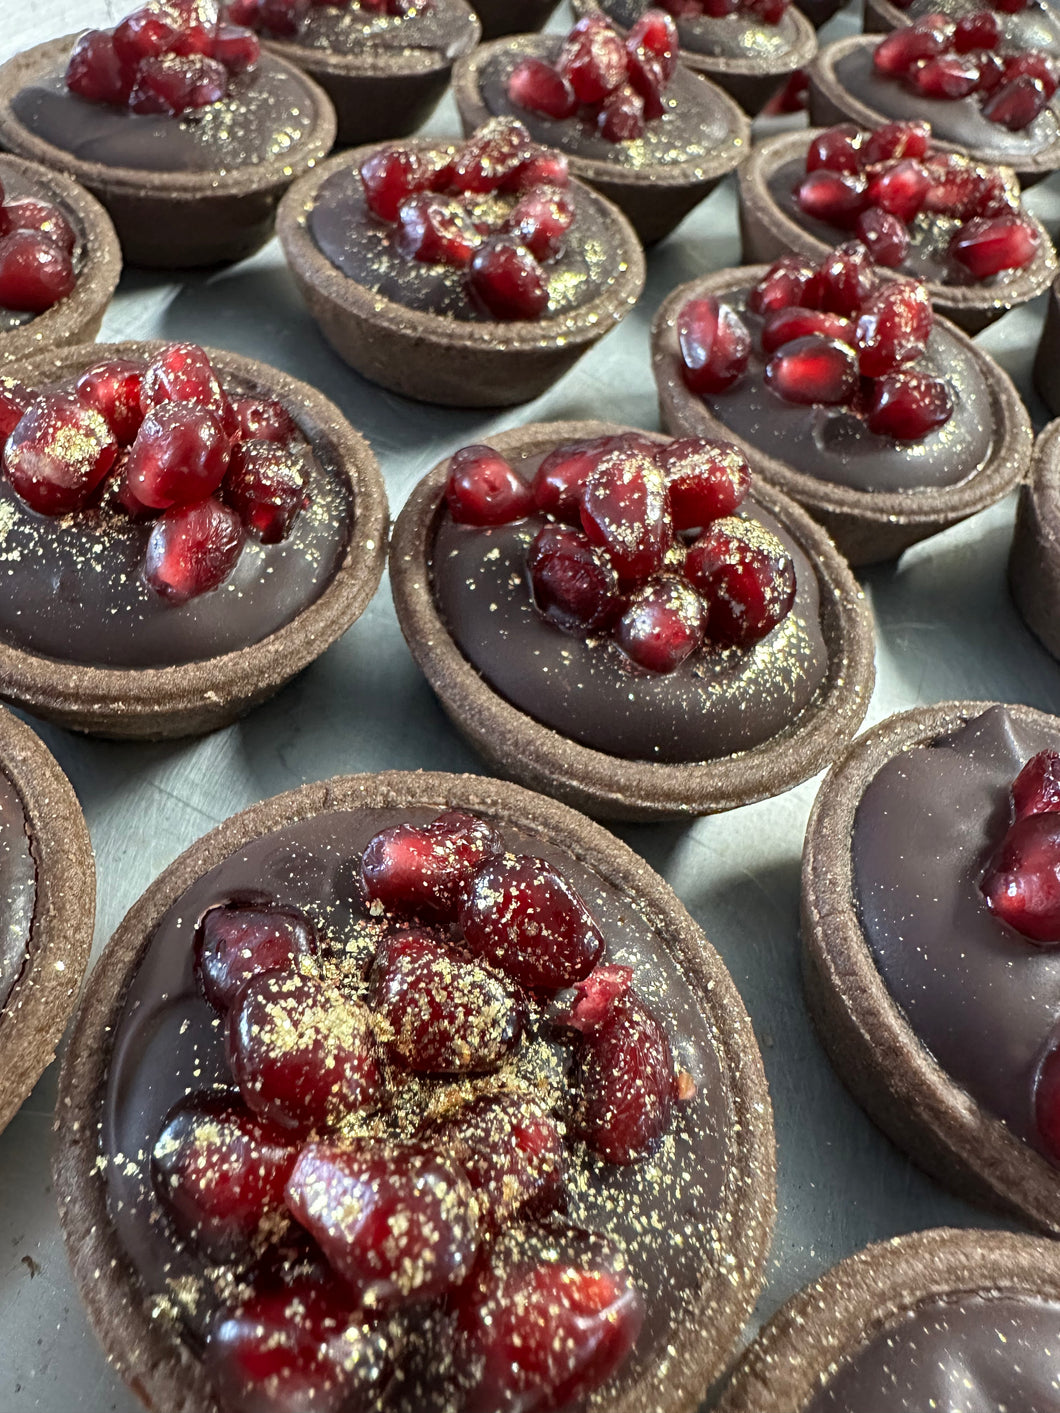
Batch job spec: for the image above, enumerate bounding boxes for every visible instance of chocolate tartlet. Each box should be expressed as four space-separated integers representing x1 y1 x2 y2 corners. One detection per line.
277 130 646 408
1033 269 1060 416
0 703 94 1135
803 700 1060 1233
54 769 776 1413
716 1227 1060 1412
0 339 387 739
473 0 561 39
864 0 1060 57
738 127 1056 333
1011 418 1060 663
651 258 1032 566
0 34 336 268
390 420 874 822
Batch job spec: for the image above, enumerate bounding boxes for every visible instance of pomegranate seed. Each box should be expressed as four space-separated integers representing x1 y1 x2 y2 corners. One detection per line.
254 0 311 35
815 242 880 316
0 378 30 440
113 7 183 65
211 23 261 71
974 48 1007 93
597 84 646 142
559 15 629 104
559 963 634 1033
746 0 788 20
873 25 949 79
863 120 931 164
451 118 532 195
677 296 751 394
66 30 134 106
360 809 503 922
514 148 570 192
459 854 604 990
982 812 1060 943
760 306 854 355
855 207 910 267
224 439 308 543
684 516 796 646
508 58 577 119
769 68 809 113
954 10 1000 49
1036 1045 1060 1164
982 75 1049 129
4 197 77 256
766 335 860 406
805 124 864 175
75 359 145 445
532 435 614 521
572 988 676 1162
866 159 929 222
950 212 1040 276
994 0 1029 10
144 497 244 602
854 280 933 378
796 169 869 228
129 53 228 114
4 393 117 515
910 53 981 99
921 153 991 216
397 192 481 267
748 256 820 315
615 577 707 673
1003 52 1059 98
867 371 953 438
658 436 750 528
140 342 236 434
445 444 535 526
231 395 297 444
626 9 679 83
502 187 575 262
468 237 548 321
1013 751 1060 820
196 902 318 1011
580 449 672 582
528 524 622 634
152 1095 297 1258
287 1141 480 1306
125 403 229 509
0 231 76 313
360 145 431 223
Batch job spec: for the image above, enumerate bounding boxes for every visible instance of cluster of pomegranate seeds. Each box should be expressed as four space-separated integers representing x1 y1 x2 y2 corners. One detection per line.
507 11 680 142
0 181 79 315
225 0 429 35
0 342 312 604
795 120 1040 279
659 0 790 24
873 12 1058 131
981 750 1060 943
360 120 576 321
66 0 260 117
445 432 796 674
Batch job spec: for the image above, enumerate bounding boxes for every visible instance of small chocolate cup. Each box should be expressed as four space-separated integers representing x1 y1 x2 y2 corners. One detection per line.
738 129 1057 335
1033 272 1060 417
0 38 337 269
0 154 121 366
1011 418 1060 662
652 265 1032 567
389 420 875 823
802 701 1060 1234
570 0 818 116
473 0 561 39
0 339 388 740
0 705 94 1135
259 1 480 147
277 144 646 408
809 35 1060 187
716 1227 1060 1411
54 769 776 1413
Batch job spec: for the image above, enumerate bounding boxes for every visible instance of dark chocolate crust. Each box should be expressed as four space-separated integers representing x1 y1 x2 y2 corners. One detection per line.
277 146 646 409
0 703 94 1135
389 419 874 822
259 0 480 148
651 265 1032 566
0 37 337 269
738 129 1057 335
1033 273 1060 417
802 701 1060 1234
716 1227 1060 1412
0 154 122 364
473 0 561 39
0 339 388 739
53 769 776 1413
451 40 751 247
1011 419 1060 662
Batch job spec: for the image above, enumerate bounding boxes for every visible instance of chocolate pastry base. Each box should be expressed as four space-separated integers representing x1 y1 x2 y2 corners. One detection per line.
0 38 337 269
809 35 1060 187
738 130 1057 335
259 1 480 148
0 704 93 1134
0 154 121 365
569 0 818 116
1033 272 1060 416
452 43 751 248
716 1228 1060 1411
389 420 874 822
277 146 645 408
1011 418 1060 662
652 266 1032 566
802 701 1060 1234
0 339 387 739
473 0 561 39
54 768 776 1413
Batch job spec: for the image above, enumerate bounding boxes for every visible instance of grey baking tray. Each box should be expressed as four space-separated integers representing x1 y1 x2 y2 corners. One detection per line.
4 1 1060 1407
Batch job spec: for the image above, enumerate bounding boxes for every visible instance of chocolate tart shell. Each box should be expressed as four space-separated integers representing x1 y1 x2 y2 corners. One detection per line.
451 39 751 247
570 0 819 116
716 1227 1060 1411
276 145 646 408
0 339 388 740
53 768 777 1413
0 704 94 1135
808 35 1060 187
0 37 337 270
259 0 480 148
1033 271 1060 417
651 265 1032 567
0 154 121 365
473 0 561 40
389 419 875 823
1010 418 1060 661
738 129 1057 335
802 700 1060 1234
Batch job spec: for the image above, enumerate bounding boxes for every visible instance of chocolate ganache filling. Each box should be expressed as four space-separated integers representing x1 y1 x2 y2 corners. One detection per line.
0 766 36 1013
591 0 801 62
852 706 1060 1158
271 0 475 58
100 807 729 1377
805 1292 1060 1412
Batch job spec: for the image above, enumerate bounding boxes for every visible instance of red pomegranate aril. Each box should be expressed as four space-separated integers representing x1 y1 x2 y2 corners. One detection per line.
982 812 1060 943
866 158 929 222
974 48 1007 93
677 296 751 394
532 436 614 521
197 902 318 1010
0 230 76 313
528 523 622 634
573 988 676 1163
747 256 820 315
4 393 117 515
805 124 863 174
765 335 860 406
867 371 952 439
982 74 1049 129
795 169 869 228
954 10 1001 49
508 58 577 119
360 145 432 223
1013 751 1060 820
468 237 548 321
212 22 261 71
921 154 992 217
863 120 931 164
760 306 854 355
75 359 145 445
854 280 932 378
255 0 311 35
856 207 910 267
658 436 750 528
4 197 77 256
0 378 30 440
615 577 707 673
580 449 671 582
144 497 244 602
224 439 307 543
815 242 879 317
560 15 629 104
446 444 535 527
910 53 981 99
560 963 634 1033
287 1141 480 1307
1003 52 1059 99
459 854 604 991
66 30 133 106
129 52 228 114
398 193 481 268
514 148 570 192
360 809 504 922
626 48 666 119
950 212 1040 277
450 118 532 194
684 516 796 646
502 187 575 262
113 7 182 65
627 9 679 82
140 341 235 433
873 25 949 78
231 395 297 445
598 83 646 141
1035 1045 1060 1165
125 402 230 509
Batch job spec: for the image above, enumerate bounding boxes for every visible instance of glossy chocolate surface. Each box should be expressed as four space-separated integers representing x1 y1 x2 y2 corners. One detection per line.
594 0 801 62
100 807 729 1381
697 284 993 493
0 165 87 331
852 706 1060 1156
0 766 36 1014
805 1290 1060 1411
274 0 475 58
